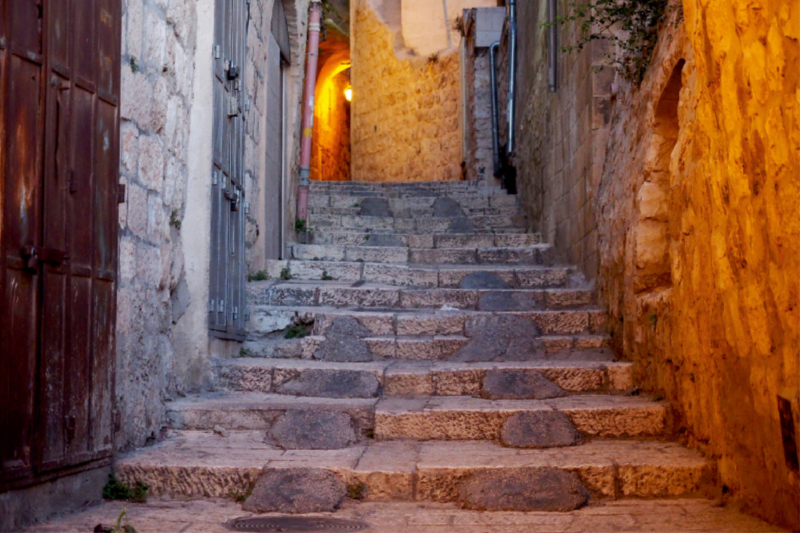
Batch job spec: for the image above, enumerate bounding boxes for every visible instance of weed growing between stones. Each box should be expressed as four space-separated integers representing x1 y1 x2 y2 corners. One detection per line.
545 0 670 83
295 218 307 232
169 209 182 230
129 56 139 73
102 473 149 504
94 507 138 533
280 267 293 280
248 270 270 282
239 347 252 357
285 324 311 339
322 270 335 281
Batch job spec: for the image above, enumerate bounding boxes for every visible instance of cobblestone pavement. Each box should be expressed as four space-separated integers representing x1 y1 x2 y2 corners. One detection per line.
20 498 787 533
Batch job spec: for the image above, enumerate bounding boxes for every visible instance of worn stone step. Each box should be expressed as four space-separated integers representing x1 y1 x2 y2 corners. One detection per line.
249 282 593 311
264 261 573 289
290 244 554 266
116 431 712 505
307 214 526 233
246 305 609 340
307 231 542 248
216 358 634 397
309 205 521 218
166 392 377 439
243 333 612 362
375 394 671 441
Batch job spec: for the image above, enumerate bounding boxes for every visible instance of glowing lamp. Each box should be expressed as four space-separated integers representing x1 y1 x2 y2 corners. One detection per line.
344 86 352 102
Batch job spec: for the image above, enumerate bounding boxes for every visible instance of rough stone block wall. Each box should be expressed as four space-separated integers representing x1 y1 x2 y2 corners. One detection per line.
117 0 198 450
596 1 799 529
351 0 463 183
506 0 614 279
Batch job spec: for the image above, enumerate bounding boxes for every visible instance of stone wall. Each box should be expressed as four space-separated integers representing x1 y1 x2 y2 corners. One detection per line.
117 0 199 450
350 0 463 182
506 0 614 279
596 1 799 529
312 71 352 182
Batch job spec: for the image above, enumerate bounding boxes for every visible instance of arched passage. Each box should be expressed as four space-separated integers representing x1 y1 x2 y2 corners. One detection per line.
311 28 351 181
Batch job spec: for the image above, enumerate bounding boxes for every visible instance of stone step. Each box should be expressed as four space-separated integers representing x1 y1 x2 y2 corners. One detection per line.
374 394 671 441
309 204 521 218
246 305 609 340
244 333 612 362
166 392 377 438
249 282 593 311
307 214 526 233
166 392 669 441
307 231 542 248
216 358 634 397
264 261 572 289
290 244 555 266
115 431 711 506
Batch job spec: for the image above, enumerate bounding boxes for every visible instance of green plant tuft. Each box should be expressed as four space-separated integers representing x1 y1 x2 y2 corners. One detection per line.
285 323 310 339
248 270 270 282
239 347 252 357
169 209 182 230
102 474 148 504
129 56 139 73
280 267 293 280
321 270 334 281
229 485 254 504
295 217 307 233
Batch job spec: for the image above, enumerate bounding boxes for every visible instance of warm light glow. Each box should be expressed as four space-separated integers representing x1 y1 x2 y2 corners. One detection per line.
344 86 352 102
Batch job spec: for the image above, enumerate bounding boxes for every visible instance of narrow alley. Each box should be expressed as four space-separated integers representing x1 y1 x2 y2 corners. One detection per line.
1 0 797 532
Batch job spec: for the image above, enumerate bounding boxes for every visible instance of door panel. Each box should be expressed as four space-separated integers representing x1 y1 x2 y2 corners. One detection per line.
210 0 247 340
0 0 120 486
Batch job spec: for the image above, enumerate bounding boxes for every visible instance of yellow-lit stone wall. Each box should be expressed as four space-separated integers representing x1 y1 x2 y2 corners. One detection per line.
350 1 462 183
597 1 799 529
312 71 351 182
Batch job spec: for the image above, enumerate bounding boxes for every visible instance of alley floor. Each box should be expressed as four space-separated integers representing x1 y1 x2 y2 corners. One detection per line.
20 498 787 532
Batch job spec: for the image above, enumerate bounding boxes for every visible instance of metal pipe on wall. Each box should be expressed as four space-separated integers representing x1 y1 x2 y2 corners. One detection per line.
296 0 323 223
489 41 501 178
506 0 517 155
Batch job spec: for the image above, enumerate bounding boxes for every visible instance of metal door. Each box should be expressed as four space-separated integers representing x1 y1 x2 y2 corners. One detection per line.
209 0 247 340
0 0 120 487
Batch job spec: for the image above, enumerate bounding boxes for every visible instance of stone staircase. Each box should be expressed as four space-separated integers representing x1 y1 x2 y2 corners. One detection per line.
116 181 713 514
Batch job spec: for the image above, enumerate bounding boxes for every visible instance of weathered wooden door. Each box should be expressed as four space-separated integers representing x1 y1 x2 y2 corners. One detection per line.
210 0 247 341
0 0 120 488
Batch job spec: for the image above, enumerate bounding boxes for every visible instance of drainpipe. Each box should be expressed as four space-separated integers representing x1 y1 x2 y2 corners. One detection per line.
506 0 517 156
296 0 323 223
489 41 501 178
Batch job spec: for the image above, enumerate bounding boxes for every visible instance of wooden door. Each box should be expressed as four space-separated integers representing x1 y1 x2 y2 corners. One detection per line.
210 0 247 341
0 0 120 488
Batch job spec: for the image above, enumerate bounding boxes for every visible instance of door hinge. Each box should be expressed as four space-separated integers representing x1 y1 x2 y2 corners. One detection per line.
118 183 126 203
228 96 239 117
233 306 239 320
219 299 226 313
244 201 250 215
213 44 221 59
245 309 251 322
212 170 219 186
209 299 216 312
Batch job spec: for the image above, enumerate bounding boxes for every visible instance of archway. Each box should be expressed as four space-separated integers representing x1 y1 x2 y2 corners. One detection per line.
311 27 351 181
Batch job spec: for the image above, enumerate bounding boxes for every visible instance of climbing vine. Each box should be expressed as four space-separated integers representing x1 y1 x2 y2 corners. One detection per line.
548 0 669 84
